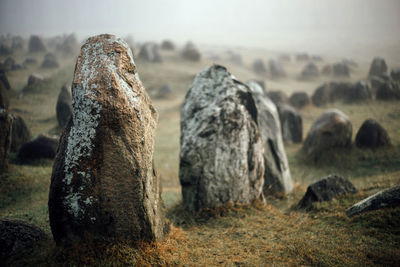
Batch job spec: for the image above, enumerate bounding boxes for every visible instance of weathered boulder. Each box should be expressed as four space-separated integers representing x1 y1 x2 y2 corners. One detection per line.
300 62 319 79
268 59 286 79
376 81 400 100
330 82 353 102
48 34 167 245
56 85 72 128
248 83 293 195
289 91 310 109
278 105 302 143
302 109 352 158
346 185 400 217
0 82 9 109
266 90 289 106
10 115 31 153
139 42 162 62
347 81 372 102
246 80 265 92
333 62 350 77
298 174 357 208
28 35 46 53
17 134 58 163
179 65 265 211
368 57 388 77
0 109 12 172
41 53 59 68
312 82 352 106
370 75 386 94
312 83 331 106
391 68 400 81
0 218 48 261
355 119 391 149
246 80 264 95
156 84 172 99
252 59 267 75
181 42 201 62
161 40 175 50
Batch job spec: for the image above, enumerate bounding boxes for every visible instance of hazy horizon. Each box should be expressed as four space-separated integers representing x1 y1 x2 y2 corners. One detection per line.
1 0 400 57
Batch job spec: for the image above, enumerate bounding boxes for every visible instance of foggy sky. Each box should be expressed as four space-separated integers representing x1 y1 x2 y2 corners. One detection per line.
1 0 399 51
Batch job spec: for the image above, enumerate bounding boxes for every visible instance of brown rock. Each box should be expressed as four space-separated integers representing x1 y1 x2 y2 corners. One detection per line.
48 34 167 245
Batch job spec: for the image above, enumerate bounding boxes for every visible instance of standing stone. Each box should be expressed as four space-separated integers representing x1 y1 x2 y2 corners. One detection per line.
181 42 201 62
266 90 289 106
355 119 391 149
333 62 350 77
278 105 303 144
346 185 400 217
390 68 400 81
290 92 310 109
321 64 332 76
247 83 293 195
161 40 175 50
56 85 72 128
28 35 46 53
312 82 352 106
300 62 319 79
138 42 162 62
10 115 31 152
27 74 44 86
41 53 59 68
302 109 352 159
0 109 12 172
180 65 265 212
252 59 267 75
376 81 400 100
268 59 286 79
48 34 167 245
347 81 372 102
298 174 357 208
368 57 388 77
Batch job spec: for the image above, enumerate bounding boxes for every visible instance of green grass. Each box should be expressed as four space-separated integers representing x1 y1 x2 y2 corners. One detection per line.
2 47 400 266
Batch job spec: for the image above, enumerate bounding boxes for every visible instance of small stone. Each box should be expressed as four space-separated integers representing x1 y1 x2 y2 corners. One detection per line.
28 35 46 53
355 119 391 149
290 91 310 109
300 62 319 80
268 59 286 79
41 53 59 68
56 85 72 128
252 59 267 75
181 42 201 62
139 42 162 62
161 40 175 50
332 62 350 77
278 104 302 143
10 115 31 153
368 57 388 77
17 134 58 163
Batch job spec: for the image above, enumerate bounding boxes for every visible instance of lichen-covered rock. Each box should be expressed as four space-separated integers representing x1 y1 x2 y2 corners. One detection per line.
355 119 391 148
300 62 319 79
28 35 46 53
0 109 12 172
289 91 310 109
346 185 400 217
252 59 267 75
368 57 388 77
278 105 302 144
302 109 352 159
56 85 72 128
180 65 265 211
41 53 59 68
298 174 357 208
17 134 58 163
181 42 201 62
48 34 167 245
248 84 293 195
10 115 31 153
0 218 48 261
138 42 162 62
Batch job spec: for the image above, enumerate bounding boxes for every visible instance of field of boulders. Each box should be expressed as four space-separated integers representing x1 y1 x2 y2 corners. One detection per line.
0 33 399 266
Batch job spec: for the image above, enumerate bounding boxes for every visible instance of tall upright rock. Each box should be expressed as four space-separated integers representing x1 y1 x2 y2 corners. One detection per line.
48 34 167 245
56 85 72 128
180 65 265 212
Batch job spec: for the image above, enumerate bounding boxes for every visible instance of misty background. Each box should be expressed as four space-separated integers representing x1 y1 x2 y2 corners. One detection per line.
1 0 400 60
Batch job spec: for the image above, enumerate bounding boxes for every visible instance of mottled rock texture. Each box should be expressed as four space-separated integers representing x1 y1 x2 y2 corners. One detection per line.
0 218 48 261
278 104 302 144
302 109 352 159
346 185 400 217
10 115 31 153
355 119 391 149
180 65 265 212
368 57 388 77
48 34 167 245
56 85 72 128
298 174 357 208
17 134 58 163
248 84 293 195
0 109 12 172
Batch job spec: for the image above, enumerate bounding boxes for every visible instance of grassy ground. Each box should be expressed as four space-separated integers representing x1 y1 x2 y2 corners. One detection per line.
1 45 400 266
